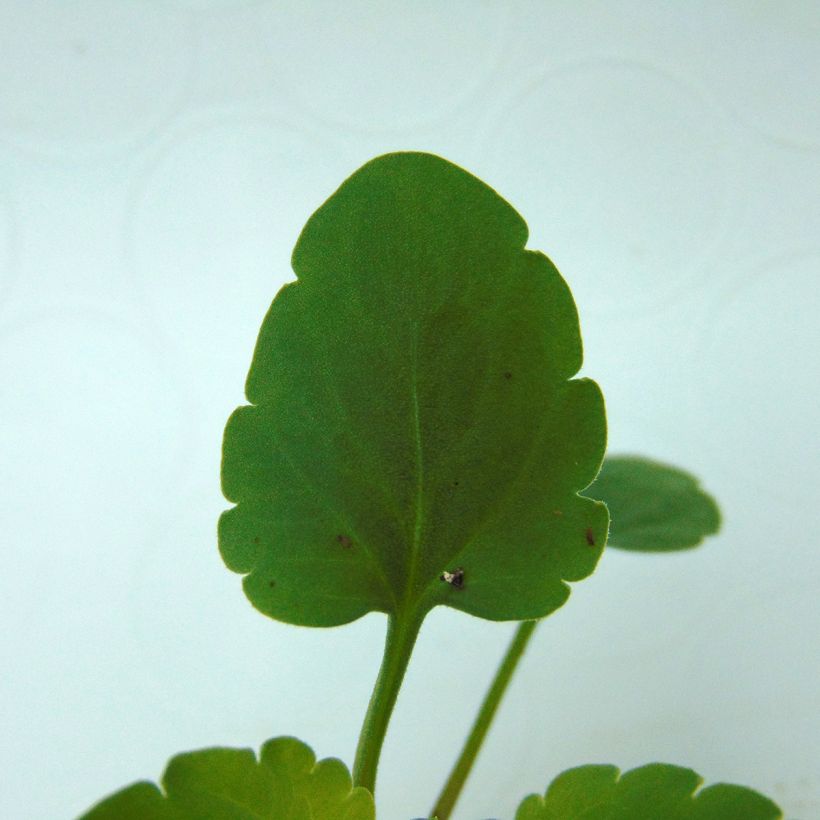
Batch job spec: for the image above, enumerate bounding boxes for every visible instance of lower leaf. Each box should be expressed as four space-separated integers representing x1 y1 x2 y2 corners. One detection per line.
515 762 781 819
79 736 375 820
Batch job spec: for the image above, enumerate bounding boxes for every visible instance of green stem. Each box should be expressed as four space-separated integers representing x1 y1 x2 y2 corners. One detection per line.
353 610 424 795
430 619 539 820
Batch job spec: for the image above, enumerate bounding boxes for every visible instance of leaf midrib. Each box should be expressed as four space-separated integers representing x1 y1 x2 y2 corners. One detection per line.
405 321 425 607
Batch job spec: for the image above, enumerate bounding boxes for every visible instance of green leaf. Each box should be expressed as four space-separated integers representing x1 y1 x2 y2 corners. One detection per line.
219 151 608 627
79 737 375 820
515 763 782 819
583 456 720 552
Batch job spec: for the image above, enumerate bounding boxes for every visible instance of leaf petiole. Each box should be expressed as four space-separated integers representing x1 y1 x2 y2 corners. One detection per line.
353 609 425 796
431 619 539 820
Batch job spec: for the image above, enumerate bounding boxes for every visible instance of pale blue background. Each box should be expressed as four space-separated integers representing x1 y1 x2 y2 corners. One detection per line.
0 2 818 818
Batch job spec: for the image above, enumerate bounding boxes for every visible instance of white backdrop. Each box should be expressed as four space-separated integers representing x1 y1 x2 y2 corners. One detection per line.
0 2 818 818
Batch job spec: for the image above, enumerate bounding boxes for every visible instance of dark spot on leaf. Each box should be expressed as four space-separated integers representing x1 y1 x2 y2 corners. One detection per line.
336 534 353 549
453 479 460 487
268 580 276 588
585 527 596 546
503 371 513 380
253 536 260 544
440 568 465 590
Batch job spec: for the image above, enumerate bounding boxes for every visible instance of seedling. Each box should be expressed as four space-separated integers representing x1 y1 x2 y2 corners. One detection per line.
80 153 782 819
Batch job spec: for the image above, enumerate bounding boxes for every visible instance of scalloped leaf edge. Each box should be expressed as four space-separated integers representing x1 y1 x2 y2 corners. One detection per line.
79 735 375 820
515 762 782 820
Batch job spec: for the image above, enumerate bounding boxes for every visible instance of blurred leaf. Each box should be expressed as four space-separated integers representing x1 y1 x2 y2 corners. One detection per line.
515 762 782 819
220 152 608 626
79 737 374 820
584 456 720 552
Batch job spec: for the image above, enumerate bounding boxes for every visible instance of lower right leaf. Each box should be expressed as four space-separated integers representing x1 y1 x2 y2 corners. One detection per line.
515 763 782 820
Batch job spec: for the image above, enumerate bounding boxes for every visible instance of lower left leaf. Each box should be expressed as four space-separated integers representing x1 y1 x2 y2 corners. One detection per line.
78 736 375 820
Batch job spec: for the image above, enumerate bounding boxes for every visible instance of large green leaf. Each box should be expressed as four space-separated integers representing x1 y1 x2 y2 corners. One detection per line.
515 763 782 819
219 152 608 627
79 737 374 820
583 456 720 552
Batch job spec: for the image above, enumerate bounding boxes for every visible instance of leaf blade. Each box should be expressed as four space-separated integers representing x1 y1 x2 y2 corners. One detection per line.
515 762 782 819
583 456 720 552
220 152 608 626
80 782 173 820
78 737 375 820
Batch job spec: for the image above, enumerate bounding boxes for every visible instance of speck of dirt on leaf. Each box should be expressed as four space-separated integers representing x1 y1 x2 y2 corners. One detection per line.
453 479 460 487
336 534 353 549
268 580 276 588
440 568 465 590
503 371 513 380
585 527 596 546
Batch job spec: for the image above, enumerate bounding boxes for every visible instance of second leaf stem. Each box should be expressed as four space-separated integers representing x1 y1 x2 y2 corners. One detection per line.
430 619 539 820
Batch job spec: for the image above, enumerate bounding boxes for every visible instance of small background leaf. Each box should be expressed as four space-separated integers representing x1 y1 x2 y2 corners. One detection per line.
516 762 782 819
583 456 720 552
79 736 374 820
